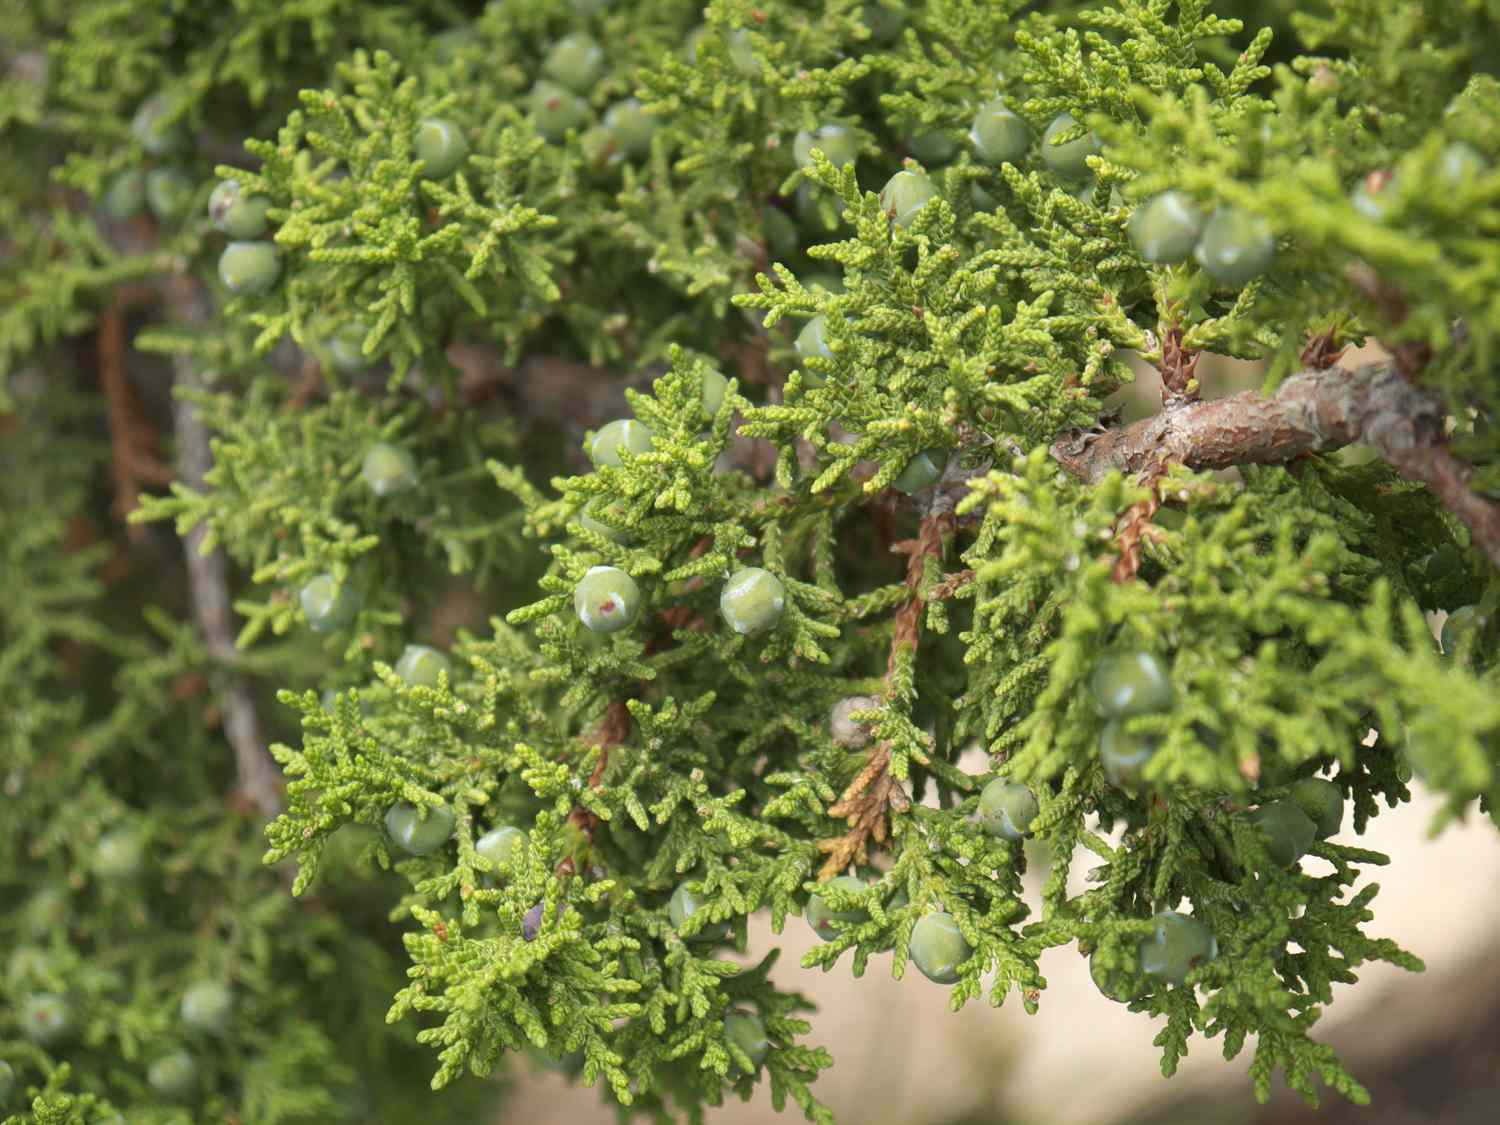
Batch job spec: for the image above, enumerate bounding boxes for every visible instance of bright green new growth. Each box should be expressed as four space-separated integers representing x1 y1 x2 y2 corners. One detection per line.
9 0 1500 1120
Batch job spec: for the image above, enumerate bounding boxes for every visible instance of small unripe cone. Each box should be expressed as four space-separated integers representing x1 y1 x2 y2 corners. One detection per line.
668 881 728 942
830 695 879 749
1041 113 1099 181
720 567 786 635
384 801 455 856
395 644 451 687
1139 911 1217 985
970 100 1030 165
977 779 1038 841
910 911 970 984
805 875 866 941
574 566 642 633
878 169 936 227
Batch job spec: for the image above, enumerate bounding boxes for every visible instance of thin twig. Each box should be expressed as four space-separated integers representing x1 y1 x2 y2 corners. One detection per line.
162 274 282 817
558 698 632 875
98 300 171 534
1112 467 1166 585
816 510 954 879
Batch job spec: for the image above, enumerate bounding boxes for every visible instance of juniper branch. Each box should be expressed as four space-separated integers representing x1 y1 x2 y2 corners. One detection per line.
163 272 283 818
98 299 171 534
817 511 955 878
1050 361 1500 570
559 697 632 875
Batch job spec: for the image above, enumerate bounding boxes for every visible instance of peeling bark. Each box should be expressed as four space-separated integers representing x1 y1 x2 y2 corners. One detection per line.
1050 361 1500 570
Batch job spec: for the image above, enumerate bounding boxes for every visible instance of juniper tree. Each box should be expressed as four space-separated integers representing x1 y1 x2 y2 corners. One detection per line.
3 1 1499 1122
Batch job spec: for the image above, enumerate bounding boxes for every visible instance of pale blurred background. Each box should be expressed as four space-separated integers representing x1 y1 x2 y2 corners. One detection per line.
501 348 1500 1125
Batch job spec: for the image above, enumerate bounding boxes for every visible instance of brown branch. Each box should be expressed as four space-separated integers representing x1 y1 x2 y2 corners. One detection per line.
1050 361 1500 570
1112 470 1165 585
930 569 975 601
98 300 172 535
161 274 283 818
557 698 633 876
886 511 955 678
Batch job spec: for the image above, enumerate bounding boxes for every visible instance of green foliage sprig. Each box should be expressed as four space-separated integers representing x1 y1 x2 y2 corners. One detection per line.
5 0 1500 1122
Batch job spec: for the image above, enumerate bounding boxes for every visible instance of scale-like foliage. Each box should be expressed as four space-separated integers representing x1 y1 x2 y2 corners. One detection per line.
4 1 1499 1122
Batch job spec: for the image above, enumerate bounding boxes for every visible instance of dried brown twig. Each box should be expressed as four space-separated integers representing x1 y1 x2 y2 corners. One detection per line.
816 510 955 879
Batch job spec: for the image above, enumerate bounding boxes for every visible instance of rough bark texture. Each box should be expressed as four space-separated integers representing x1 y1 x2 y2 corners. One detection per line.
1051 361 1500 569
164 273 283 817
